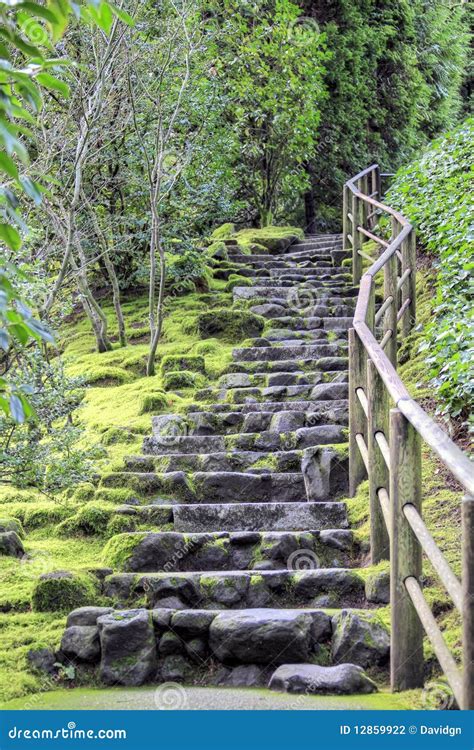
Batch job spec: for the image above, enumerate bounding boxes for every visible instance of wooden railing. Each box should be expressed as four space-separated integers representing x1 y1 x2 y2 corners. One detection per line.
344 164 474 710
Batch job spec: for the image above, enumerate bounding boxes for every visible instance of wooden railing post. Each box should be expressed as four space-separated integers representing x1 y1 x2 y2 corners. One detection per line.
383 221 398 368
349 328 367 496
462 494 474 710
401 229 417 338
352 192 362 285
342 185 349 253
390 408 424 690
367 359 390 562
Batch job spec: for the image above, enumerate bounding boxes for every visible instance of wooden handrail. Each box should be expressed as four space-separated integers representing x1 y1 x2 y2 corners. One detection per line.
344 164 474 709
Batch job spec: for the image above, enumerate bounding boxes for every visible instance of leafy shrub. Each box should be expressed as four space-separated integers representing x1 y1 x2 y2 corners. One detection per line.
388 119 473 426
31 572 97 613
166 250 212 295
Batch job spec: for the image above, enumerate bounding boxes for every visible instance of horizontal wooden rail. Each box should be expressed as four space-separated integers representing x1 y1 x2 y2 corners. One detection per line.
344 164 474 709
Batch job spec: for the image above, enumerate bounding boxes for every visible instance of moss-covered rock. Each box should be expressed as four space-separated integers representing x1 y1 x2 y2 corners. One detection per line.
225 275 254 292
102 532 147 569
233 226 303 253
210 223 235 240
101 427 137 446
197 309 265 343
55 503 114 537
0 517 24 539
31 571 97 613
160 355 206 376
163 371 205 390
138 391 168 415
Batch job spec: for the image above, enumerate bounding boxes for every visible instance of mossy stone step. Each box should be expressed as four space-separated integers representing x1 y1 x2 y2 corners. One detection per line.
173 501 348 533
265 316 353 330
123 449 303 475
225 359 348 375
194 382 348 405
101 470 306 504
231 344 346 362
188 398 347 414
262 328 348 342
177 405 348 434
218 369 347 388
102 568 365 610
103 529 354 572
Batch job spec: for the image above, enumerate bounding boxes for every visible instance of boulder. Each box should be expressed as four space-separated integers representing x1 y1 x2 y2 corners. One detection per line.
269 663 377 695
171 610 217 638
67 606 114 627
98 609 156 686
0 531 24 558
159 655 190 683
269 411 305 433
61 625 100 663
158 631 184 656
185 638 208 662
209 609 313 664
365 570 390 604
331 611 390 668
27 648 58 677
223 664 266 687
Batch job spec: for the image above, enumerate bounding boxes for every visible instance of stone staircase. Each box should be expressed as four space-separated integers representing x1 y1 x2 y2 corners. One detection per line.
59 234 390 696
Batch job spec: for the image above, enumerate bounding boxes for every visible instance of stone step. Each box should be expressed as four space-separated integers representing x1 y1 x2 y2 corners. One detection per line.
232 257 335 269
102 470 307 504
104 529 354 572
248 301 355 318
179 406 347 435
261 328 348 343
188 399 346 415
173 501 348 533
61 604 389 687
267 266 347 276
194 381 348 404
218 369 347 388
102 568 365 610
124 450 303 475
226 359 348 376
265 316 353 331
232 344 346 362
233 287 357 302
143 424 348 455
253 277 352 288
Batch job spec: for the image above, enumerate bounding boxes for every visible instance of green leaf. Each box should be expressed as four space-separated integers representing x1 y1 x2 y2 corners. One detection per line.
0 223 21 250
9 393 25 423
36 71 70 97
0 150 19 179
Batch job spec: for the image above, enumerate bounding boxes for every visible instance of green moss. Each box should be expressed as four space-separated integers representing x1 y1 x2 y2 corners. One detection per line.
0 517 25 538
160 355 206 376
225 275 254 292
233 226 303 253
197 309 265 342
31 572 97 613
138 391 168 415
102 532 147 569
163 371 206 390
55 504 115 537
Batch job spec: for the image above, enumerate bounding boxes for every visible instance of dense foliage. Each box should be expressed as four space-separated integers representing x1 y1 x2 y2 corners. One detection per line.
299 0 470 229
388 119 473 429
